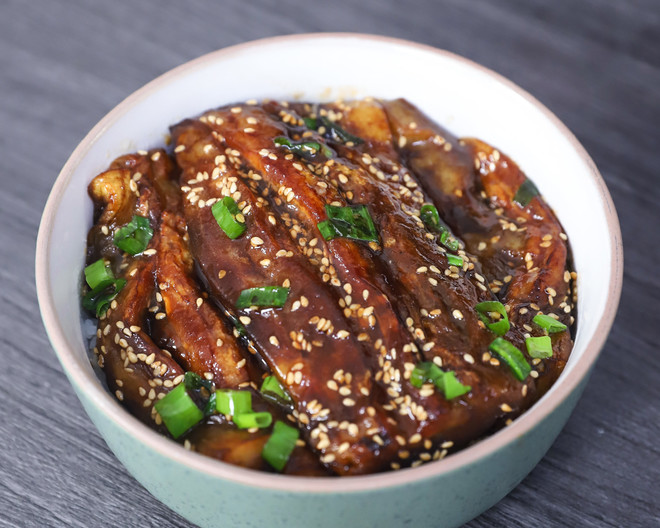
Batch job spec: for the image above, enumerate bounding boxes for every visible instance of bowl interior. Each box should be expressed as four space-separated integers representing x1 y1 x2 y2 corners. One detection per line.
37 34 622 491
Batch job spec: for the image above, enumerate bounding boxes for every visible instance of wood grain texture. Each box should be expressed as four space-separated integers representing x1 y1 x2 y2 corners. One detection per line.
1 0 658 526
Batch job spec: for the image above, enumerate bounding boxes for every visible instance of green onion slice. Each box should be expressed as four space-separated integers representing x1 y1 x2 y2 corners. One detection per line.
262 420 299 471
525 335 553 359
305 116 364 145
84 259 114 289
532 313 567 333
154 383 204 439
260 375 293 404
442 371 472 399
183 371 216 416
475 301 510 336
410 362 471 400
236 286 289 309
212 196 246 239
233 411 273 430
216 389 252 415
82 279 126 318
513 178 540 207
318 204 378 243
489 337 531 381
114 215 154 255
420 204 443 232
447 254 464 267
273 136 333 160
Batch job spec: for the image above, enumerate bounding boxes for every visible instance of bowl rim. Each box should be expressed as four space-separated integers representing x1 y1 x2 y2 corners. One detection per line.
36 32 623 493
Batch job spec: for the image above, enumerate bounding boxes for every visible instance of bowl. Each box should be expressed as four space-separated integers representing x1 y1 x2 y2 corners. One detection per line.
36 33 623 528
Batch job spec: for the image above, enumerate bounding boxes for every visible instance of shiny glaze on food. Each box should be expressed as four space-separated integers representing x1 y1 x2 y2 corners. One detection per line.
85 98 576 476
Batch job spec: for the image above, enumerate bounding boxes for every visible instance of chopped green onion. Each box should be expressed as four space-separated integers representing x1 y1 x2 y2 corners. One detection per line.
216 389 252 415
305 116 363 145
233 411 273 430
410 362 471 400
475 301 510 336
212 196 246 239
447 254 464 267
260 375 293 404
84 259 114 289
533 313 567 333
82 278 126 317
489 337 531 381
113 215 153 255
525 336 553 359
262 420 299 471
442 231 460 252
318 204 378 243
513 178 540 207
420 204 442 232
410 362 444 388
236 286 290 309
317 220 337 240
184 371 213 392
273 136 333 160
154 383 204 438
441 371 472 399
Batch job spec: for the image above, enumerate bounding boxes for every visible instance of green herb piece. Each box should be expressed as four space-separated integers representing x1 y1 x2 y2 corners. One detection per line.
420 204 443 232
113 215 153 255
236 286 290 309
475 301 510 336
532 313 567 333
84 259 114 289
513 178 540 207
489 337 531 381
447 254 464 267
317 204 378 243
262 420 300 471
410 362 471 400
273 136 333 160
441 371 472 399
154 383 204 439
233 411 273 429
211 196 246 239
260 375 293 404
216 389 252 415
525 336 553 359
82 278 126 318
313 116 363 144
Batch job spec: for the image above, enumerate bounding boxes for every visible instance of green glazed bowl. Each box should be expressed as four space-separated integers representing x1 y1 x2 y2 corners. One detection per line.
36 34 623 528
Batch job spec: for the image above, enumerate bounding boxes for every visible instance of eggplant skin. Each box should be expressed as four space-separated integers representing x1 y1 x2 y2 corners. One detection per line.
84 98 575 476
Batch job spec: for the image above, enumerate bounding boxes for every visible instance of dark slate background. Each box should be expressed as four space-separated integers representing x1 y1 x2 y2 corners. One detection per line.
1 0 658 526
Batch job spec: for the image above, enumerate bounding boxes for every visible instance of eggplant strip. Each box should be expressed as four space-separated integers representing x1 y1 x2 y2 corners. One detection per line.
171 116 400 474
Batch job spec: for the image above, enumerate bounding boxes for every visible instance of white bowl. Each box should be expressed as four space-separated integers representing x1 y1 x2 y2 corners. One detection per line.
36 34 623 528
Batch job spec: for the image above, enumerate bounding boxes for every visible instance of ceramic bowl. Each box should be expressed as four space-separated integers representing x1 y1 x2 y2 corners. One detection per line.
36 34 623 528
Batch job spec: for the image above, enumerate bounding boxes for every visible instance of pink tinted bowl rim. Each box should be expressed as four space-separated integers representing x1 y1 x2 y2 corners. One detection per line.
35 33 623 494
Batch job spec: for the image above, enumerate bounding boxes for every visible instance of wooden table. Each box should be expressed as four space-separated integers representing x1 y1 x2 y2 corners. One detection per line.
2 1 658 526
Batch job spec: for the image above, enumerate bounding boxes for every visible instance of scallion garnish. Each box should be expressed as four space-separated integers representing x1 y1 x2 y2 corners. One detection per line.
84 259 114 289
113 215 153 255
410 362 471 400
420 204 443 232
233 411 273 430
262 420 299 471
183 371 217 416
475 301 510 336
81 259 125 317
235 286 290 309
447 254 464 267
489 337 531 381
273 136 333 160
212 196 246 239
260 375 293 404
513 179 540 207
154 383 204 439
525 336 553 359
216 389 252 415
532 313 567 333
317 204 378 243
305 116 364 145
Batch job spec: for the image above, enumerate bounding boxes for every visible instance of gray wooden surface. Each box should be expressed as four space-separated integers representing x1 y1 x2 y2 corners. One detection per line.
1 0 658 526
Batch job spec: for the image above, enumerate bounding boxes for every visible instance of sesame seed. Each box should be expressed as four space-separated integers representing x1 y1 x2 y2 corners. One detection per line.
452 309 464 320
500 403 513 413
342 398 356 407
250 237 264 247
